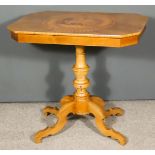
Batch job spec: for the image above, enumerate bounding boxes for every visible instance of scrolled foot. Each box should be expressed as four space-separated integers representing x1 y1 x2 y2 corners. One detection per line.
34 102 74 143
88 101 127 145
60 95 74 105
95 119 127 145
43 106 59 117
90 96 105 108
34 127 49 144
105 107 124 117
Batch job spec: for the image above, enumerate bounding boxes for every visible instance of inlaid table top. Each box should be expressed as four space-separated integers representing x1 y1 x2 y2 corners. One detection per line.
8 11 148 47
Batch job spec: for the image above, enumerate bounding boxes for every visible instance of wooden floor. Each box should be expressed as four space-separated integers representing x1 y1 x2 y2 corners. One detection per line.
0 101 154 150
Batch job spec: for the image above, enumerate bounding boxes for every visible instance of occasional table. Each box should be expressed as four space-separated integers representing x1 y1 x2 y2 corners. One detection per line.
8 11 148 145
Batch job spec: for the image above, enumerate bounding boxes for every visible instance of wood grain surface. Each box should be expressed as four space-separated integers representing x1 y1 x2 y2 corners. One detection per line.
8 11 148 47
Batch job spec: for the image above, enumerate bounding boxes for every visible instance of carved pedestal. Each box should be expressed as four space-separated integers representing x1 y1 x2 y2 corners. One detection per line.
34 46 126 145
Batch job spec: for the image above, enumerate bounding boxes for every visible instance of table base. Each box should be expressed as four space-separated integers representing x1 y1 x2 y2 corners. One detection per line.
34 46 127 145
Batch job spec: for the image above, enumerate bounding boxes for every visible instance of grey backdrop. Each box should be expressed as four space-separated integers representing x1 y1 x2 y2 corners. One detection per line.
0 5 155 102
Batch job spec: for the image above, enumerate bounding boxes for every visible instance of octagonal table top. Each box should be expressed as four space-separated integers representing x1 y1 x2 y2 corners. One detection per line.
8 11 148 47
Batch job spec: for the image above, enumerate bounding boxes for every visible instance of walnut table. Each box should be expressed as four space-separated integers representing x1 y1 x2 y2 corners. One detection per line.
8 11 148 145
